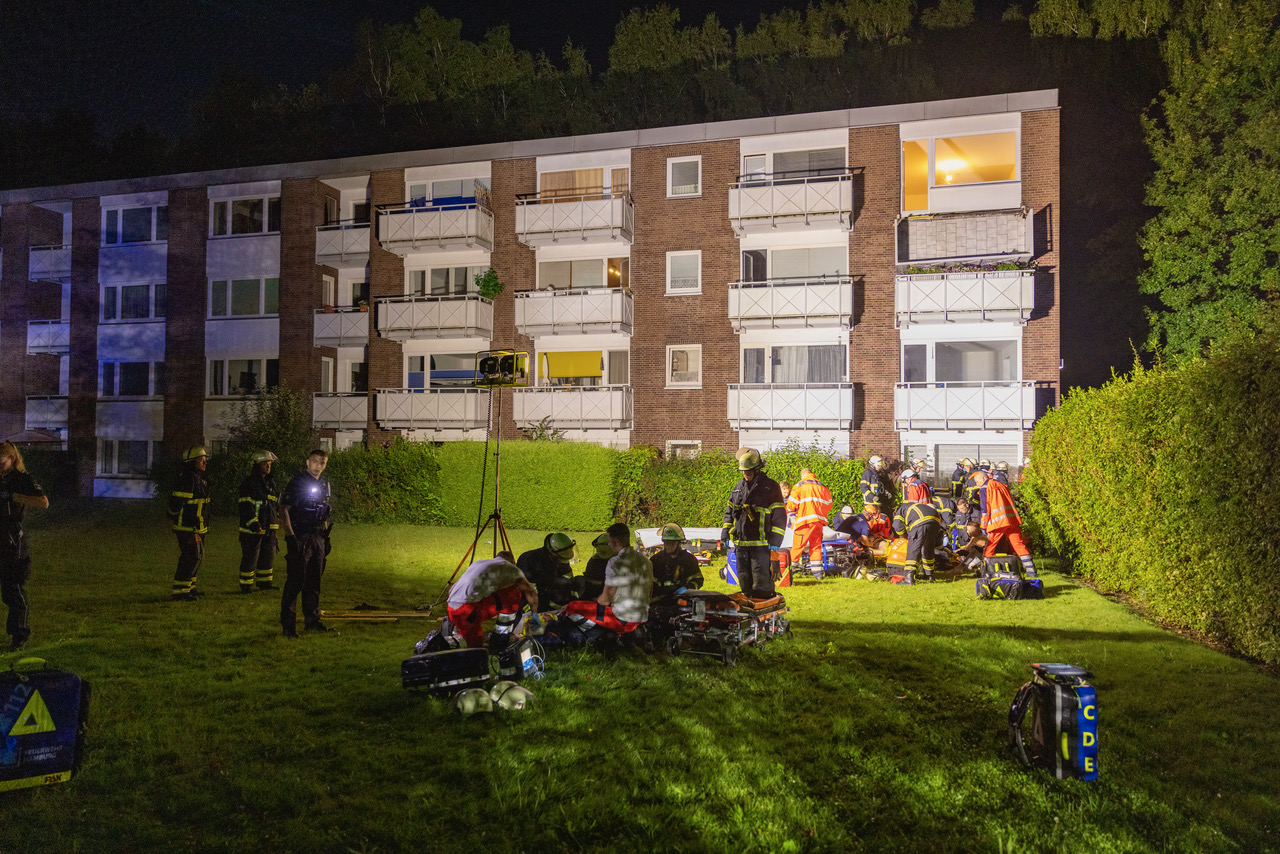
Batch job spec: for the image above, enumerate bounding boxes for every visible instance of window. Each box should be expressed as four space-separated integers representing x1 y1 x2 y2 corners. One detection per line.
901 340 1019 384
666 345 702 388
739 247 846 283
772 148 845 180
901 131 1018 212
742 344 846 384
351 201 371 224
322 275 336 308
209 277 279 317
350 281 369 307
666 252 700 294
408 178 489 207
208 358 279 396
350 361 368 394
540 169 604 201
408 356 426 390
101 361 164 397
429 353 478 388
211 195 282 236
99 439 162 477
538 258 628 291
667 157 701 197
324 197 339 225
411 265 487 297
537 350 628 387
101 284 165 321
666 441 701 460
102 205 168 245
320 358 334 394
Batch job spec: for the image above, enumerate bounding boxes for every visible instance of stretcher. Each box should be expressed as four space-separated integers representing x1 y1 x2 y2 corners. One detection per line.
665 590 791 667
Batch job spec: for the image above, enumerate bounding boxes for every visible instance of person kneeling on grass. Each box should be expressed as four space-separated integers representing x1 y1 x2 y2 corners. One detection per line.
561 523 652 646
445 551 539 649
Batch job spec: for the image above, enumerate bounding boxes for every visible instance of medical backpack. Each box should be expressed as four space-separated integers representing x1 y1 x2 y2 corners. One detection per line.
1008 663 1098 780
977 570 1044 600
1 658 91 792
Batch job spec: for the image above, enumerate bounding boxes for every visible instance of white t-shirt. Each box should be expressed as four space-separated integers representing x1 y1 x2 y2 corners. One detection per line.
447 557 526 609
603 547 653 624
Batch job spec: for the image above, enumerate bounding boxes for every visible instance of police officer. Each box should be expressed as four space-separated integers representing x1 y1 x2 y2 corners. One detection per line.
0 442 48 651
892 498 944 584
517 532 581 609
650 524 704 594
238 450 280 593
168 446 211 601
722 448 786 598
280 449 332 636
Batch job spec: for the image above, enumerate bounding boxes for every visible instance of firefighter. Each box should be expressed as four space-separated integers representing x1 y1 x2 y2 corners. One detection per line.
993 461 1011 486
787 468 833 576
279 449 333 636
581 532 611 601
860 455 890 511
237 450 280 593
517 533 581 610
902 466 933 503
963 460 986 507
892 498 944 584
951 458 972 500
650 523 704 594
168 445 211 601
721 448 786 598
0 442 49 652
973 469 1037 577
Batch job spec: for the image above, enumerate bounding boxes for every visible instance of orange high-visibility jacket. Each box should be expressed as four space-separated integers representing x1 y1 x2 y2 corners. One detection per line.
787 477 833 527
981 479 1023 534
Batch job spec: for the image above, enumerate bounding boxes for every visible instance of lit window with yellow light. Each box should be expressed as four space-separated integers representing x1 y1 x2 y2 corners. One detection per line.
934 133 1017 187
902 140 930 211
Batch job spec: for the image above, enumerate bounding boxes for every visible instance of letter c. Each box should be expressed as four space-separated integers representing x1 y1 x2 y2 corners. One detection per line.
1083 705 1096 720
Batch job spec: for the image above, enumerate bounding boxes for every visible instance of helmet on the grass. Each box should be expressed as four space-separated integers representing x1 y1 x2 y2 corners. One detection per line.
453 688 493 717
660 523 685 542
490 681 535 711
544 532 577 562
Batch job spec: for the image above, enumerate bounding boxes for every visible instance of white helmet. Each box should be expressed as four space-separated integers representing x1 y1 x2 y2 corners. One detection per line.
996 461 1009 472
868 455 883 468
1022 457 1031 467
978 458 991 470
453 688 494 717
900 469 917 481
490 681 535 711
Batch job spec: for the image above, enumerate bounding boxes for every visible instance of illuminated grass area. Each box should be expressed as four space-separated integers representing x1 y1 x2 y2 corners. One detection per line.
2 502 1277 853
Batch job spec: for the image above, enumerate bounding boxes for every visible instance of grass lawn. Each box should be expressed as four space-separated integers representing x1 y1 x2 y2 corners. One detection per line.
1 501 1277 853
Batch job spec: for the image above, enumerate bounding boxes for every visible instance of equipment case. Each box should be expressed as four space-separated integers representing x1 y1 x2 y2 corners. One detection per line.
0 658 91 792
401 648 490 696
1009 663 1098 780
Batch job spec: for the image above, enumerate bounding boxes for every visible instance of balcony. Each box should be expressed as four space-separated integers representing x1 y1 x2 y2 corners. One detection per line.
514 288 633 337
313 393 368 430
28 245 71 283
27 319 71 355
514 193 634 247
894 381 1036 431
314 222 370 267
26 396 68 430
729 171 853 237
727 384 854 431
313 308 369 348
376 295 493 341
375 388 490 431
896 269 1034 327
376 203 494 255
896 209 1033 267
728 276 854 331
512 385 633 430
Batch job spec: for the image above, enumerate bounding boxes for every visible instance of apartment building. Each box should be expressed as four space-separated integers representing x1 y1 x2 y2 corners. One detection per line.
0 90 1059 497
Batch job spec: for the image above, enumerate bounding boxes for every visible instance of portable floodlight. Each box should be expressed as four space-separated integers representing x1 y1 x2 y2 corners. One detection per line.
474 350 529 387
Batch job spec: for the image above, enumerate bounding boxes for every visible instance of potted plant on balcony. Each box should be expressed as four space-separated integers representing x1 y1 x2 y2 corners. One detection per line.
357 299 370 312
475 268 505 301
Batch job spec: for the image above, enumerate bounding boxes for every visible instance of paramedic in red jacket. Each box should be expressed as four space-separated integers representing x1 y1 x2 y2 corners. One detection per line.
787 468 832 570
973 470 1037 577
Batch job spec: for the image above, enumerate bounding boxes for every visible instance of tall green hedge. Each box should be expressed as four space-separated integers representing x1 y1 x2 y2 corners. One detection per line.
326 440 444 525
1022 316 1280 663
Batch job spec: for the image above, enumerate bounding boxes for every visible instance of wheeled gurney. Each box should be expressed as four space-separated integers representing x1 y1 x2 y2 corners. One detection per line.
665 590 791 666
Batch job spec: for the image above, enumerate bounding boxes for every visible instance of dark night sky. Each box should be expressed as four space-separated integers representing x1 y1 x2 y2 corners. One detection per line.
1 0 817 137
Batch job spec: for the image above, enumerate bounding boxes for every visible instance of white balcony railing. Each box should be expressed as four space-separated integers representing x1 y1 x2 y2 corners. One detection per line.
728 276 854 331
894 381 1036 430
312 393 368 430
512 385 633 430
729 172 854 237
314 222 370 263
27 319 71 354
514 193 634 247
727 384 854 431
375 388 491 431
376 204 495 255
514 288 633 337
376 295 493 341
29 245 72 283
313 308 369 348
26 396 69 430
896 209 1033 266
896 270 1034 326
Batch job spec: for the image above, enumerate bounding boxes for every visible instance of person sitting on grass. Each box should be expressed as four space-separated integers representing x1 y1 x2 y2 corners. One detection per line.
517 532 581 609
445 551 539 650
580 532 611 601
650 523 704 597
561 523 652 645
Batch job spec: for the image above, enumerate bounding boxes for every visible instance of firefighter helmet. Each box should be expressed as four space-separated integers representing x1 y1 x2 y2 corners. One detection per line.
183 445 210 462
979 458 991 469
735 447 762 471
591 532 612 559
544 532 576 562
960 458 974 468
901 469 917 481
996 461 1009 472
1022 457 1031 467
490 681 535 711
868 455 883 468
251 449 279 464
453 688 494 717
660 523 685 542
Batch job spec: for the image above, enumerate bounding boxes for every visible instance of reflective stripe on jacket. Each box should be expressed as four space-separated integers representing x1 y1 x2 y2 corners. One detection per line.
787 478 833 527
724 473 787 548
860 466 887 507
238 472 280 535
892 501 943 537
982 479 1023 534
169 469 210 534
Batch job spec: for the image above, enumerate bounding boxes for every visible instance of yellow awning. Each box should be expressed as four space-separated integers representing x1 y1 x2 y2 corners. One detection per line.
543 350 602 378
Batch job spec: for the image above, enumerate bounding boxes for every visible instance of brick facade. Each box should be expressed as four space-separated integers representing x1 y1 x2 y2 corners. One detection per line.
162 187 209 458
489 157 537 441
365 169 405 445
68 198 101 494
1021 108 1062 451
0 204 63 441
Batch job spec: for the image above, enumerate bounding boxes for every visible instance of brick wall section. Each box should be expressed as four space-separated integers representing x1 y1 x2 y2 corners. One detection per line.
0 204 62 440
630 141 740 453
279 178 326 396
366 168 405 445
489 158 537 440
848 125 902 460
162 187 209 458
67 198 100 494
1021 109 1062 453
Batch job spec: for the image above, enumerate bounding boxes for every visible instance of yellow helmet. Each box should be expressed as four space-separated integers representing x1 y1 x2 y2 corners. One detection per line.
660 523 686 542
183 445 210 462
736 448 762 471
544 532 577 562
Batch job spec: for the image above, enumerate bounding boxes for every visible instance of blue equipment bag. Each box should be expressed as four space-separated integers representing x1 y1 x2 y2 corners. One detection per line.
0 658 91 792
724 546 739 586
1009 663 1098 781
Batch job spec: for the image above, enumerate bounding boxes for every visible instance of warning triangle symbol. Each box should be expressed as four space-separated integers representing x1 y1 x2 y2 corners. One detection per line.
9 690 56 736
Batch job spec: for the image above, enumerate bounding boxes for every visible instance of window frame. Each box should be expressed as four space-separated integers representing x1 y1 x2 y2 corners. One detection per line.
208 276 280 318
666 156 702 199
100 361 165 398
98 438 162 478
101 283 166 322
536 257 629 291
209 194 283 237
899 339 1021 385
207 357 281 397
101 205 168 246
740 343 849 384
900 130 1020 214
666 441 702 460
665 344 703 389
665 250 702 295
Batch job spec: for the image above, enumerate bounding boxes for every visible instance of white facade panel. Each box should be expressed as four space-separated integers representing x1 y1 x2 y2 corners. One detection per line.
206 234 281 279
207 181 281 200
205 317 279 358
739 129 848 156
98 243 167 284
925 183 1023 214
96 400 164 439
536 149 631 172
404 161 493 184
899 112 1020 141
101 190 168 207
98 320 165 361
